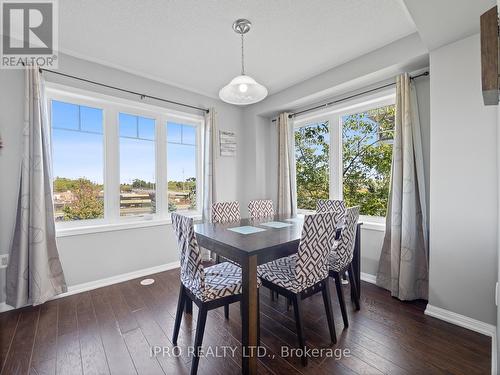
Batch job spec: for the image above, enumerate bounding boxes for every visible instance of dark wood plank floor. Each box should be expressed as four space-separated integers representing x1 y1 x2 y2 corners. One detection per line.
0 267 491 375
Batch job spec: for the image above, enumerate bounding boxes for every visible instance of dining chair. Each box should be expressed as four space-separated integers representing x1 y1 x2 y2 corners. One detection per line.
316 199 346 222
211 201 241 223
248 199 275 219
257 211 342 366
317 199 349 284
171 213 261 375
211 201 241 318
329 206 361 328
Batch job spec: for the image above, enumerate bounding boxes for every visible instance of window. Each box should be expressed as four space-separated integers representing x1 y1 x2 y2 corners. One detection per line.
48 84 204 232
294 121 330 210
294 92 395 218
342 105 394 217
119 113 156 217
51 100 104 222
167 122 198 212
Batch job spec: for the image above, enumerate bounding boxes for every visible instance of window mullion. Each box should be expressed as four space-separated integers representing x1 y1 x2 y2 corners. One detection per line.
104 105 120 223
156 115 167 219
330 114 343 200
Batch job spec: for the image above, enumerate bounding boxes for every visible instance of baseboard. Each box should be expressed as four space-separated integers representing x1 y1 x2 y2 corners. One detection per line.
360 272 377 284
0 261 180 313
425 304 496 375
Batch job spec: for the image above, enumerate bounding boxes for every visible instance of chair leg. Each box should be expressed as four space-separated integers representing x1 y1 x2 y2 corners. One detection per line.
173 284 186 345
321 279 337 344
291 294 308 366
270 288 274 301
224 304 229 319
185 298 193 314
348 263 360 311
334 273 349 328
287 297 292 311
190 306 208 375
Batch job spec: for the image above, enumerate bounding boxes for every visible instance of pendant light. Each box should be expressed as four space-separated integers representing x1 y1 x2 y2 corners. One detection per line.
219 19 268 105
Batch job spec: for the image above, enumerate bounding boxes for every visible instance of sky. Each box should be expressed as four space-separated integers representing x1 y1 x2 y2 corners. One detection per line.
51 100 196 185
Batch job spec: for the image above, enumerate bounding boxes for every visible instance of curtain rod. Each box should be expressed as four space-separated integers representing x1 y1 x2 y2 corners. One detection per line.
39 68 210 113
271 71 429 122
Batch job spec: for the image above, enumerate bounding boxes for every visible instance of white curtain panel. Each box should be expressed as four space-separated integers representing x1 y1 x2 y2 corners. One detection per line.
376 73 429 301
277 112 297 215
202 108 217 259
6 66 67 308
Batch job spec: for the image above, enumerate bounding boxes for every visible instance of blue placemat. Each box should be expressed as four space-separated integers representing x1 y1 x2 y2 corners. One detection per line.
259 221 293 229
227 226 267 235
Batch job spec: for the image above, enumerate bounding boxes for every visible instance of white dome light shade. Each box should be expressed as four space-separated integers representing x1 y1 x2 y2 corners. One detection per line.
219 75 268 105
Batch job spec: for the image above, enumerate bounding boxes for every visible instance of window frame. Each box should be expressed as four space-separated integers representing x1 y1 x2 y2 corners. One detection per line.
46 82 205 236
293 88 395 226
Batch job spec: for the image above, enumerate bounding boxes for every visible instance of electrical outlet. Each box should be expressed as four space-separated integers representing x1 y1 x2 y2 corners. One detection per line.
0 254 8 269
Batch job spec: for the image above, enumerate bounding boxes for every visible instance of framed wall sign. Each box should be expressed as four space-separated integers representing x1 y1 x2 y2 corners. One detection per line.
219 130 236 157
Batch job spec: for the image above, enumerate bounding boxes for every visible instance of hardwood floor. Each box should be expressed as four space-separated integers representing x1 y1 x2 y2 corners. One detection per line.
0 267 491 375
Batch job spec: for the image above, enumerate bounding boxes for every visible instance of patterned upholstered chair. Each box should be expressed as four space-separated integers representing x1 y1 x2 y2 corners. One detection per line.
211 201 241 223
316 199 346 220
171 213 260 375
248 199 275 219
257 211 342 366
329 206 361 328
211 201 241 318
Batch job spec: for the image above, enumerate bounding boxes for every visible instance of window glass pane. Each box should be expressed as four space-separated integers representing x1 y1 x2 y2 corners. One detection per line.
51 101 104 222
182 125 196 145
138 117 155 140
294 121 330 210
342 105 395 216
52 100 79 130
80 105 103 134
167 122 197 212
119 114 156 216
119 113 137 138
167 122 182 143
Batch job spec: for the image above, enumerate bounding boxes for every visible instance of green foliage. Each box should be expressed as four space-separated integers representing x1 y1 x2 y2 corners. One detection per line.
62 178 104 220
295 122 330 210
342 106 394 216
132 179 154 189
294 105 395 216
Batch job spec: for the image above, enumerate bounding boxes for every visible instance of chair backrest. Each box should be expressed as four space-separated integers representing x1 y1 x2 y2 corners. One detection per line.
295 211 342 287
316 199 346 224
171 213 205 292
212 201 241 223
248 199 275 219
334 206 360 269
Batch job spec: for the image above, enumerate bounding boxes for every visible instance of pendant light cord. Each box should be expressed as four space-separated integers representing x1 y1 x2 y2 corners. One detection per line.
241 33 245 75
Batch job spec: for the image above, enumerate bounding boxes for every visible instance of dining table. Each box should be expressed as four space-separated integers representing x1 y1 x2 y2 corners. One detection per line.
193 213 362 375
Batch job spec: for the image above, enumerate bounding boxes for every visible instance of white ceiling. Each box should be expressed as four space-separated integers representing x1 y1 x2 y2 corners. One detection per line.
59 0 416 98
402 0 496 51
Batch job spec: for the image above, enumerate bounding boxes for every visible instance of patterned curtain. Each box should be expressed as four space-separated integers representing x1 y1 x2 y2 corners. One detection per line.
6 66 67 308
277 112 297 215
376 73 429 301
202 108 217 259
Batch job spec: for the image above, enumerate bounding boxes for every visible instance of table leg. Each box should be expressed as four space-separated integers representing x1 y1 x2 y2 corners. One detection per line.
351 223 362 301
241 255 258 375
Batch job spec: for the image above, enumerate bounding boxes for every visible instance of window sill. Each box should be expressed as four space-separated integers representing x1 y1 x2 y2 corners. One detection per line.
56 213 202 238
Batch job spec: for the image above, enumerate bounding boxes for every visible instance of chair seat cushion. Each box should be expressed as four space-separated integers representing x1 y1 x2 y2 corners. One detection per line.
188 262 261 302
257 255 303 293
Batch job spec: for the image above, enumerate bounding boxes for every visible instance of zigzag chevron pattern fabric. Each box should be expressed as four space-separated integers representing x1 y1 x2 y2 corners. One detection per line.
211 201 241 223
258 212 340 293
171 213 260 301
248 199 275 219
329 206 360 272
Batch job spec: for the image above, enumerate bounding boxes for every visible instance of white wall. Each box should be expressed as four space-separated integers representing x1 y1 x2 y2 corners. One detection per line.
0 53 243 303
429 34 498 325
